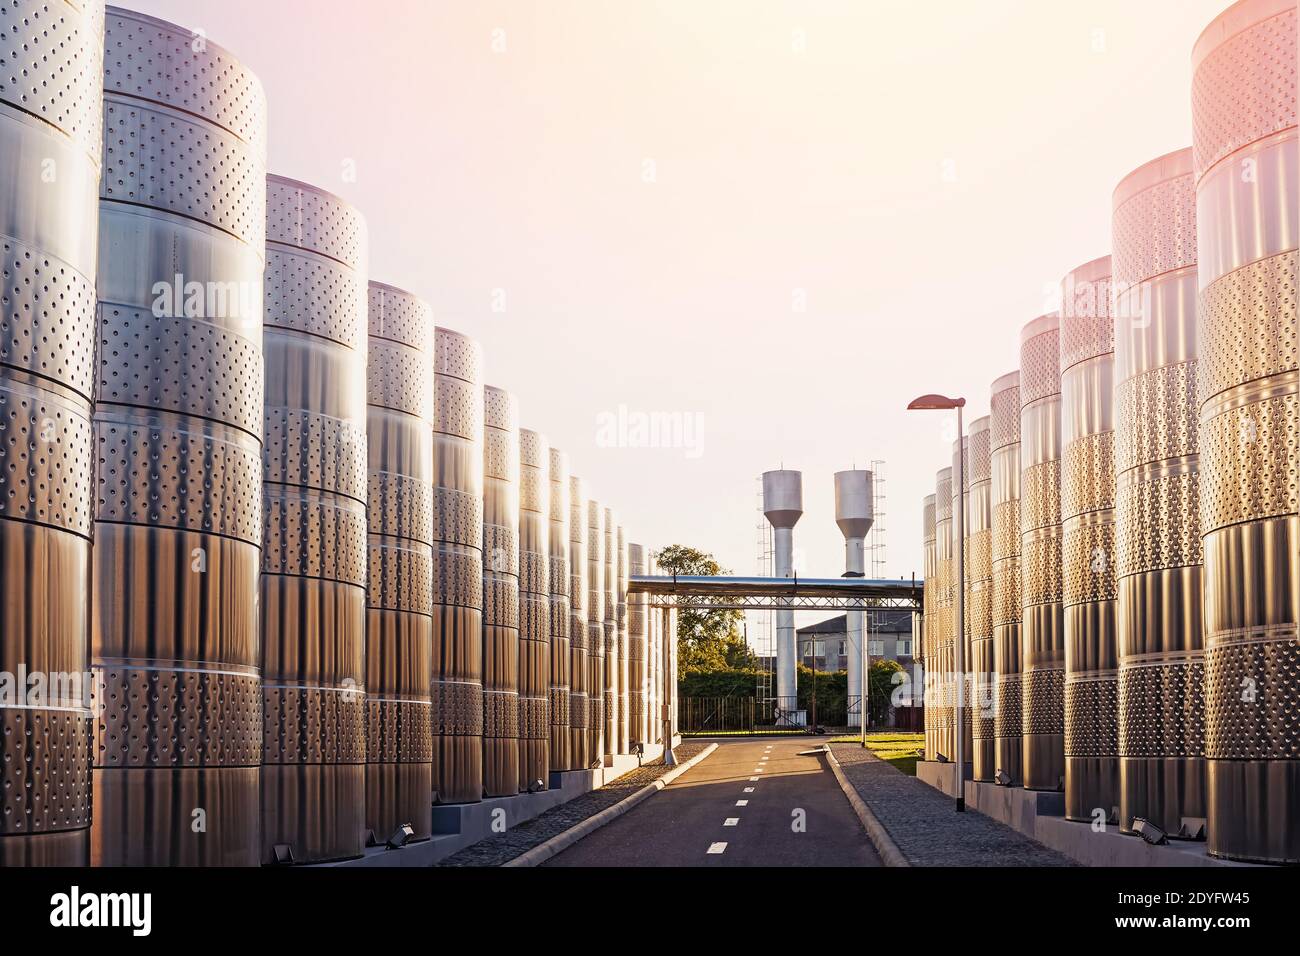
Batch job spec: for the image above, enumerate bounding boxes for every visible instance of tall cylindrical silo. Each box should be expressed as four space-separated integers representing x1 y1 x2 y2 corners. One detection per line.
934 467 954 760
430 328 484 803
952 436 973 763
1193 0 1298 863
548 449 572 771
260 176 368 865
763 470 804 722
921 495 937 763
646 546 662 747
0 0 103 867
1060 256 1119 822
617 524 630 754
1021 313 1065 792
968 417 995 781
482 385 520 797
364 281 434 843
1112 148 1205 838
835 471 874 727
603 509 620 759
587 500 607 762
91 8 266 866
628 543 647 747
518 428 550 791
991 371 1024 785
568 477 591 768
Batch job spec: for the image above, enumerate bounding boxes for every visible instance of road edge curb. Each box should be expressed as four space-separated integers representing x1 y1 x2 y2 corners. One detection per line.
825 745 911 867
502 742 720 867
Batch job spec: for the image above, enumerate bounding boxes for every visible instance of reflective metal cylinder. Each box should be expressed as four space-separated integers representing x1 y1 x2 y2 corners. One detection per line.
92 8 266 866
603 508 620 759
0 0 102 867
587 499 606 761
548 448 572 771
260 176 368 864
646 546 662 746
1112 148 1206 837
968 417 995 781
1020 312 1065 792
763 470 803 713
952 436 973 763
991 371 1024 785
921 495 937 763
518 428 550 791
430 328 484 803
629 543 647 748
835 470 874 728
482 385 520 797
1193 0 1299 863
364 282 433 843
568 477 591 767
1060 257 1119 822
617 524 630 754
934 467 954 760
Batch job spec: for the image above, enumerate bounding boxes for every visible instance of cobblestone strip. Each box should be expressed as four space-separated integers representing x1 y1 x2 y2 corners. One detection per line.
829 743 1076 867
435 742 712 867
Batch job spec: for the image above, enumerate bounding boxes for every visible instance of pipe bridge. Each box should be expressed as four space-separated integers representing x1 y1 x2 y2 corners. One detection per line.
628 575 923 611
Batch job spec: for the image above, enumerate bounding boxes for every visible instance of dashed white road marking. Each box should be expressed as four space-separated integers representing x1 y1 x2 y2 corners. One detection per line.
760 757 769 762
749 776 759 781
724 818 739 827
736 800 749 806
707 842 727 854
743 787 755 793
754 767 764 773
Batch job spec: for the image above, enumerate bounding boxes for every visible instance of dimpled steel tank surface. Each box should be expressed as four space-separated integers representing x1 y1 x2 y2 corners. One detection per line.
1112 148 1206 838
0 0 102 867
260 176 369 865
990 372 1024 786
91 7 266 866
548 449 572 771
518 427 551 791
482 385 521 797
952 437 972 763
1060 257 1119 823
587 500 607 761
921 495 937 763
967 417 995 781
431 328 484 803
1193 0 1299 863
569 477 591 768
603 508 620 761
933 468 954 761
628 542 647 749
1020 313 1065 792
364 282 434 842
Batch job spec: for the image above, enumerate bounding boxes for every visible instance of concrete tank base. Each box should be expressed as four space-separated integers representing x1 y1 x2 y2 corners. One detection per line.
916 759 972 799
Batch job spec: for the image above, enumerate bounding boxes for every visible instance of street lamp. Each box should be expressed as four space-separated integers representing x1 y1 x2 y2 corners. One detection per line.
907 394 966 812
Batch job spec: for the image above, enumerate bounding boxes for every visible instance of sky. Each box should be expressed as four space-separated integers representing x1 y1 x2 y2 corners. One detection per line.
134 0 1230 641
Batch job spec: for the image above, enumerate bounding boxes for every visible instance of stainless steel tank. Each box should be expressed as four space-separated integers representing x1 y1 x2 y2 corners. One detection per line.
0 0 103 867
763 470 804 719
934 467 954 761
260 175 368 864
628 543 647 748
431 327 484 803
1021 312 1065 792
518 428 550 791
952 436 973 763
92 7 266 866
1193 0 1298 863
922 495 937 763
991 371 1024 785
646 546 661 746
568 477 591 767
1060 256 1119 822
968 417 995 781
1112 148 1206 838
587 500 607 762
364 281 434 843
617 524 630 754
603 508 620 758
548 449 572 771
482 385 520 797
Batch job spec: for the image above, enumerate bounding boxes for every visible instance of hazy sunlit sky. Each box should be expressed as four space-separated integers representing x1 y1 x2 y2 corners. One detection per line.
137 0 1228 638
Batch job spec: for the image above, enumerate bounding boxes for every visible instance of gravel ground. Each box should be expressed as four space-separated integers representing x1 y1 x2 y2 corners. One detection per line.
435 742 710 867
831 743 1076 866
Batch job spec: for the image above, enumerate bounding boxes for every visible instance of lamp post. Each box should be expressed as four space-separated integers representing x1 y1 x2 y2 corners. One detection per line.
907 394 966 812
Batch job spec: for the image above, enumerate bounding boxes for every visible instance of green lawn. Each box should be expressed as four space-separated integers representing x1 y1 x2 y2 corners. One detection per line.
830 732 925 776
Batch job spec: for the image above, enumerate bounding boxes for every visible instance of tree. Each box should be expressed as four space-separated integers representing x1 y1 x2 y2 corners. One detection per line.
653 544 755 672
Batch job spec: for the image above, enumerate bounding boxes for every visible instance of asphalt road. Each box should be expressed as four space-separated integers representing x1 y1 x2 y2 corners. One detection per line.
542 736 882 867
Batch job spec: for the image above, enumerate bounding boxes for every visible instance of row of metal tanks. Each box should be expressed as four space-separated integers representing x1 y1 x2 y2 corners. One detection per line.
919 0 1297 864
0 3 677 867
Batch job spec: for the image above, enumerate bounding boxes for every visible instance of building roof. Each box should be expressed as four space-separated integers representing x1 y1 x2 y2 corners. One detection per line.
796 609 913 636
